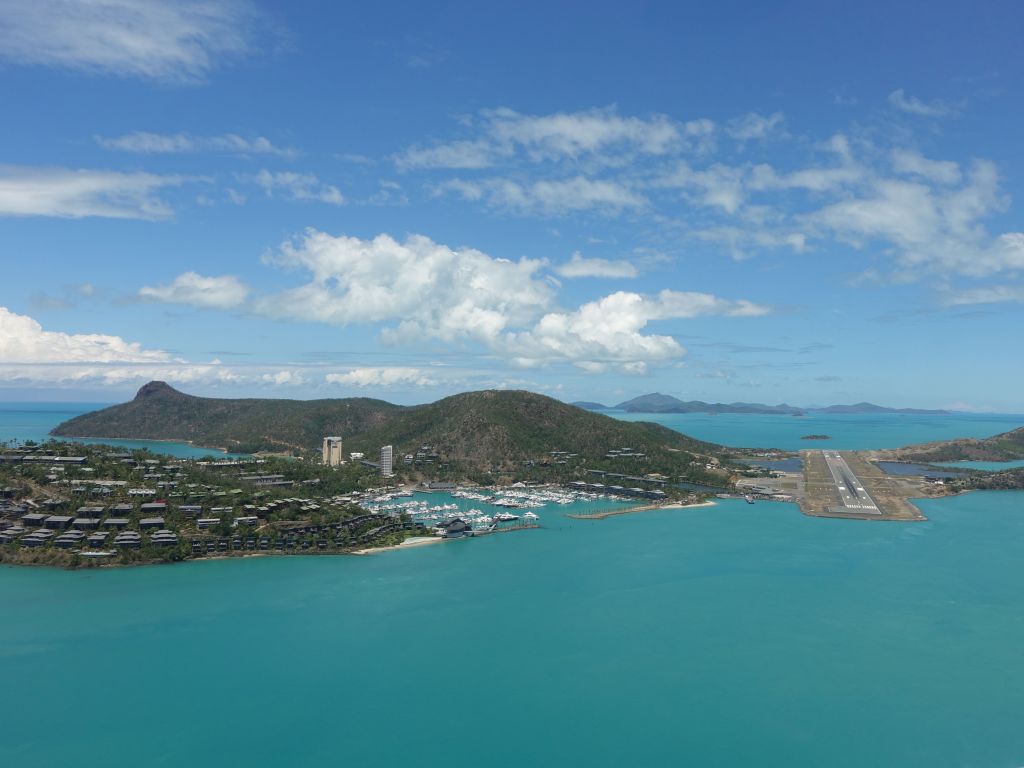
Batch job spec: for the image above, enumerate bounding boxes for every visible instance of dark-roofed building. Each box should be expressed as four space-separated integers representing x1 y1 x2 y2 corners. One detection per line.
72 517 100 530
44 515 74 530
438 519 472 539
140 502 167 514
110 503 133 515
150 530 179 547
76 506 105 518
21 513 46 527
113 531 142 549
102 518 130 529
139 517 165 530
54 531 85 549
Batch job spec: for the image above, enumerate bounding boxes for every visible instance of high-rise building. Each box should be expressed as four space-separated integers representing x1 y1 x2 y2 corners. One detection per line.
380 445 394 476
322 436 343 466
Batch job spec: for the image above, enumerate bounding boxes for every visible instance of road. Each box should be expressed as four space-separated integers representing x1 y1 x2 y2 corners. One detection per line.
821 450 881 515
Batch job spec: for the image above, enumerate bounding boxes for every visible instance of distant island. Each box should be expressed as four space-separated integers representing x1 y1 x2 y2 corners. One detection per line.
573 392 950 416
800 434 831 441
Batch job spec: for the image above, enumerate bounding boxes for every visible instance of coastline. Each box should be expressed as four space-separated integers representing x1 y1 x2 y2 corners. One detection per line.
43 432 238 456
567 500 716 520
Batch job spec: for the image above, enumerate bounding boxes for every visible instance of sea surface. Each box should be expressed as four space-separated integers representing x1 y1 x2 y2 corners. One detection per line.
3 405 1024 766
0 402 246 459
610 408 1024 450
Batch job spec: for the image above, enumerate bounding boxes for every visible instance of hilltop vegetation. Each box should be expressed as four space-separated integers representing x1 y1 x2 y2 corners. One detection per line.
52 382 738 486
887 426 1024 463
53 381 402 454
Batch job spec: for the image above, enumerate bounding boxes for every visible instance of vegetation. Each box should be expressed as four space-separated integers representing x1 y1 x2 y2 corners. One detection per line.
888 427 1024 463
51 383 742 486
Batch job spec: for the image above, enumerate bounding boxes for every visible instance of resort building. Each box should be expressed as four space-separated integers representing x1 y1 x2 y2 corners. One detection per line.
380 445 394 477
322 436 344 466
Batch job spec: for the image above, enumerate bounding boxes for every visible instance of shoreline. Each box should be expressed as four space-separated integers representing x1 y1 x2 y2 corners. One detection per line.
44 432 238 456
567 500 716 520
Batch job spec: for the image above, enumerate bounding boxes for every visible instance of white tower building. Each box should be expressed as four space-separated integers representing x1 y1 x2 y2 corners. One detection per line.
380 445 394 476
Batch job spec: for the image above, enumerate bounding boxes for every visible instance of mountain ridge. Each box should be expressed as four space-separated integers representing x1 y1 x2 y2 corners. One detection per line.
572 392 950 415
51 382 734 481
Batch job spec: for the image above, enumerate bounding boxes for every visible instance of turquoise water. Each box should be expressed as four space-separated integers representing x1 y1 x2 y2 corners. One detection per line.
0 402 246 459
935 459 1024 472
3 493 1024 767
611 409 1024 450
4 405 1024 765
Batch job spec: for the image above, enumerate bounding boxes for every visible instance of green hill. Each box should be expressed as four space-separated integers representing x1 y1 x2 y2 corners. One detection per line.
52 381 402 454
51 382 733 482
891 426 1024 463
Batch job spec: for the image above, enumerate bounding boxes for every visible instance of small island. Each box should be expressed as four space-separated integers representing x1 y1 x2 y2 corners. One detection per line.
801 434 831 440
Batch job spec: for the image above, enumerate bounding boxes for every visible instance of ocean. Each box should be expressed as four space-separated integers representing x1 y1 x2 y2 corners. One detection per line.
0 402 247 459
2 404 1024 767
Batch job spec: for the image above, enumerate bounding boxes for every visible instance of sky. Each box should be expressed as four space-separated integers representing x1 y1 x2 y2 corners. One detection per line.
1 0 1023 411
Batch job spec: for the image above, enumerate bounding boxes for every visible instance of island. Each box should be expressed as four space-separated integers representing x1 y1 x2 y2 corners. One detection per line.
4 382 1020 568
0 382 751 568
800 434 831 440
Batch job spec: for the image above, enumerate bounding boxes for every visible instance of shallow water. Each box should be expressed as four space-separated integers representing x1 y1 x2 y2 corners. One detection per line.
0 402 247 458
2 493 1024 767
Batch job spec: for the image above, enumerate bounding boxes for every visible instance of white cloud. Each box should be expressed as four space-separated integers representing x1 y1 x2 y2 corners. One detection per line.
325 367 439 388
888 89 961 118
396 140 494 171
943 283 1024 306
0 165 184 219
397 106 684 170
0 0 257 82
437 176 645 215
507 290 770 371
726 112 785 142
657 163 747 213
890 149 961 185
260 370 307 386
555 251 638 279
810 159 1023 277
248 170 344 205
0 306 171 363
255 231 554 346
98 132 296 158
138 272 249 309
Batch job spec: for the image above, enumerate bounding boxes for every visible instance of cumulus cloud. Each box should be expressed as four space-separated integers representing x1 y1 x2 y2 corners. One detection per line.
507 290 770 371
247 230 767 371
138 272 249 309
254 231 554 345
247 170 344 205
0 306 172 363
888 89 962 118
0 307 326 389
0 165 184 219
325 367 439 388
98 132 296 158
555 251 638 279
0 0 258 83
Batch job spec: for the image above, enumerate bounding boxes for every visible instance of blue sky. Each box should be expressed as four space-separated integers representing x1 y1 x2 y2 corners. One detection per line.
1 0 1023 410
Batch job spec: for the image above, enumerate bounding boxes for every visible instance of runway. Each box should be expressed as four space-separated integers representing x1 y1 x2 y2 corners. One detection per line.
821 450 881 515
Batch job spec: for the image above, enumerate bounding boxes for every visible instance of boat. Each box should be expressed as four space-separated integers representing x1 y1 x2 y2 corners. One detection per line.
493 512 520 522
745 495 754 504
